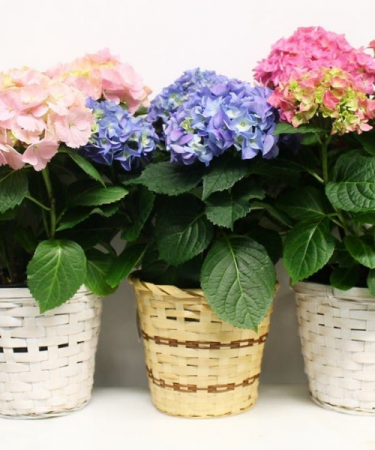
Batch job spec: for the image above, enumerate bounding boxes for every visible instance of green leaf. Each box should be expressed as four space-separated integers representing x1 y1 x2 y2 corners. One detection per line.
329 241 356 268
277 186 332 221
250 201 292 227
57 203 120 231
356 132 375 156
274 122 325 135
283 219 335 284
60 147 105 186
0 208 16 221
367 269 375 296
85 249 116 296
106 243 147 288
344 236 375 269
353 212 375 225
27 240 87 312
155 195 214 265
326 154 375 212
201 236 276 330
247 157 301 186
121 187 154 242
70 186 128 207
205 191 250 230
138 162 205 196
140 243 202 288
301 133 320 146
330 266 359 291
0 170 28 213
202 155 248 200
14 227 38 254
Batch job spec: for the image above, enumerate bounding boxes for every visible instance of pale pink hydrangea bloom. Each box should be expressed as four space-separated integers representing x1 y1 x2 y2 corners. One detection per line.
254 27 375 94
0 67 94 171
47 49 151 113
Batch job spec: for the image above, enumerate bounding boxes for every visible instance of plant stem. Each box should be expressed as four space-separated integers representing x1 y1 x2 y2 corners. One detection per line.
320 137 331 184
26 195 51 211
42 168 56 239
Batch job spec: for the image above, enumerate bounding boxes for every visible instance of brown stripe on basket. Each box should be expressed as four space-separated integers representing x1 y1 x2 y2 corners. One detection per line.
147 368 260 393
142 331 268 349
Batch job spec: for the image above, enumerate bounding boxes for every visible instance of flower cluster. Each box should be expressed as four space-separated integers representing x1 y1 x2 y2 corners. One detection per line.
0 68 94 171
165 78 279 166
269 67 375 134
148 68 227 123
47 49 151 113
80 98 158 171
254 27 375 94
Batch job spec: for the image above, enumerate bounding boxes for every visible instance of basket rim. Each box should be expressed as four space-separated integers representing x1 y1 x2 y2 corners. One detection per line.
294 280 374 301
128 273 205 296
0 284 92 300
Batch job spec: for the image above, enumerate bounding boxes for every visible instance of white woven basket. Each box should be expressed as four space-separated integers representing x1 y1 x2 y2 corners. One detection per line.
295 281 375 415
0 286 102 418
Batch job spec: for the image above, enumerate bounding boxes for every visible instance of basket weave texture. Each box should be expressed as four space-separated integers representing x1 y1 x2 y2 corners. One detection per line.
0 286 102 418
131 276 271 418
295 281 375 415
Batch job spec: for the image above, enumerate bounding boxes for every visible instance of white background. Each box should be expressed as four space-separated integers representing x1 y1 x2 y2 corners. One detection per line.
3 0 375 387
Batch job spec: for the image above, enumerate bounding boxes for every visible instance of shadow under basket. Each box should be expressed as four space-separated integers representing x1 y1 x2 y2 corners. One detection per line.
0 286 102 419
130 276 272 418
295 281 375 415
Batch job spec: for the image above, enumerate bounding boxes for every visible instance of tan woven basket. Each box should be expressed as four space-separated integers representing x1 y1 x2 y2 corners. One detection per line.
295 281 375 415
0 286 102 418
130 276 272 418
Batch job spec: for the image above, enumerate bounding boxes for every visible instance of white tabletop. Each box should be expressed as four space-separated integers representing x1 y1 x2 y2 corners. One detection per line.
0 385 373 450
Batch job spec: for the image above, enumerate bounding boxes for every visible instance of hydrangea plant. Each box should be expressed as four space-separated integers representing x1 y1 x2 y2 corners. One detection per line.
0 52 151 312
255 27 375 295
109 71 288 331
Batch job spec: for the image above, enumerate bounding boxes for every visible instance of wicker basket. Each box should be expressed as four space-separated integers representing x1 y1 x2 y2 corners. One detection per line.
130 276 272 418
0 286 102 418
295 281 375 415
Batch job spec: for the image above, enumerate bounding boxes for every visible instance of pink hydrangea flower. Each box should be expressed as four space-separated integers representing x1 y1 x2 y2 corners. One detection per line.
254 27 375 94
46 49 151 113
0 67 94 171
269 67 375 135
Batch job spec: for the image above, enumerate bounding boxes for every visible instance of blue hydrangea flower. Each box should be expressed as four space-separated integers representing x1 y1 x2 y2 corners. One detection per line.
80 98 158 171
148 68 228 123
164 79 279 166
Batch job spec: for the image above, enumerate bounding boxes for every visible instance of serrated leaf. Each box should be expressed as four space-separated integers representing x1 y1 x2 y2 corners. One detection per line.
57 203 120 231
85 249 116 296
106 243 147 288
277 186 332 221
250 201 292 227
202 155 248 200
353 212 375 225
0 170 28 213
138 162 205 195
367 269 375 296
121 187 154 242
344 236 375 269
283 219 335 284
205 191 251 230
201 236 276 330
27 240 87 312
326 154 375 212
247 157 300 186
155 195 214 265
60 147 105 186
330 266 359 291
70 186 128 207
301 133 320 146
274 122 325 135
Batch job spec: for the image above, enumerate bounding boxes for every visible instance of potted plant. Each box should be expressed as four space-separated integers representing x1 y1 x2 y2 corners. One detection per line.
109 69 286 418
0 50 150 418
255 26 375 415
